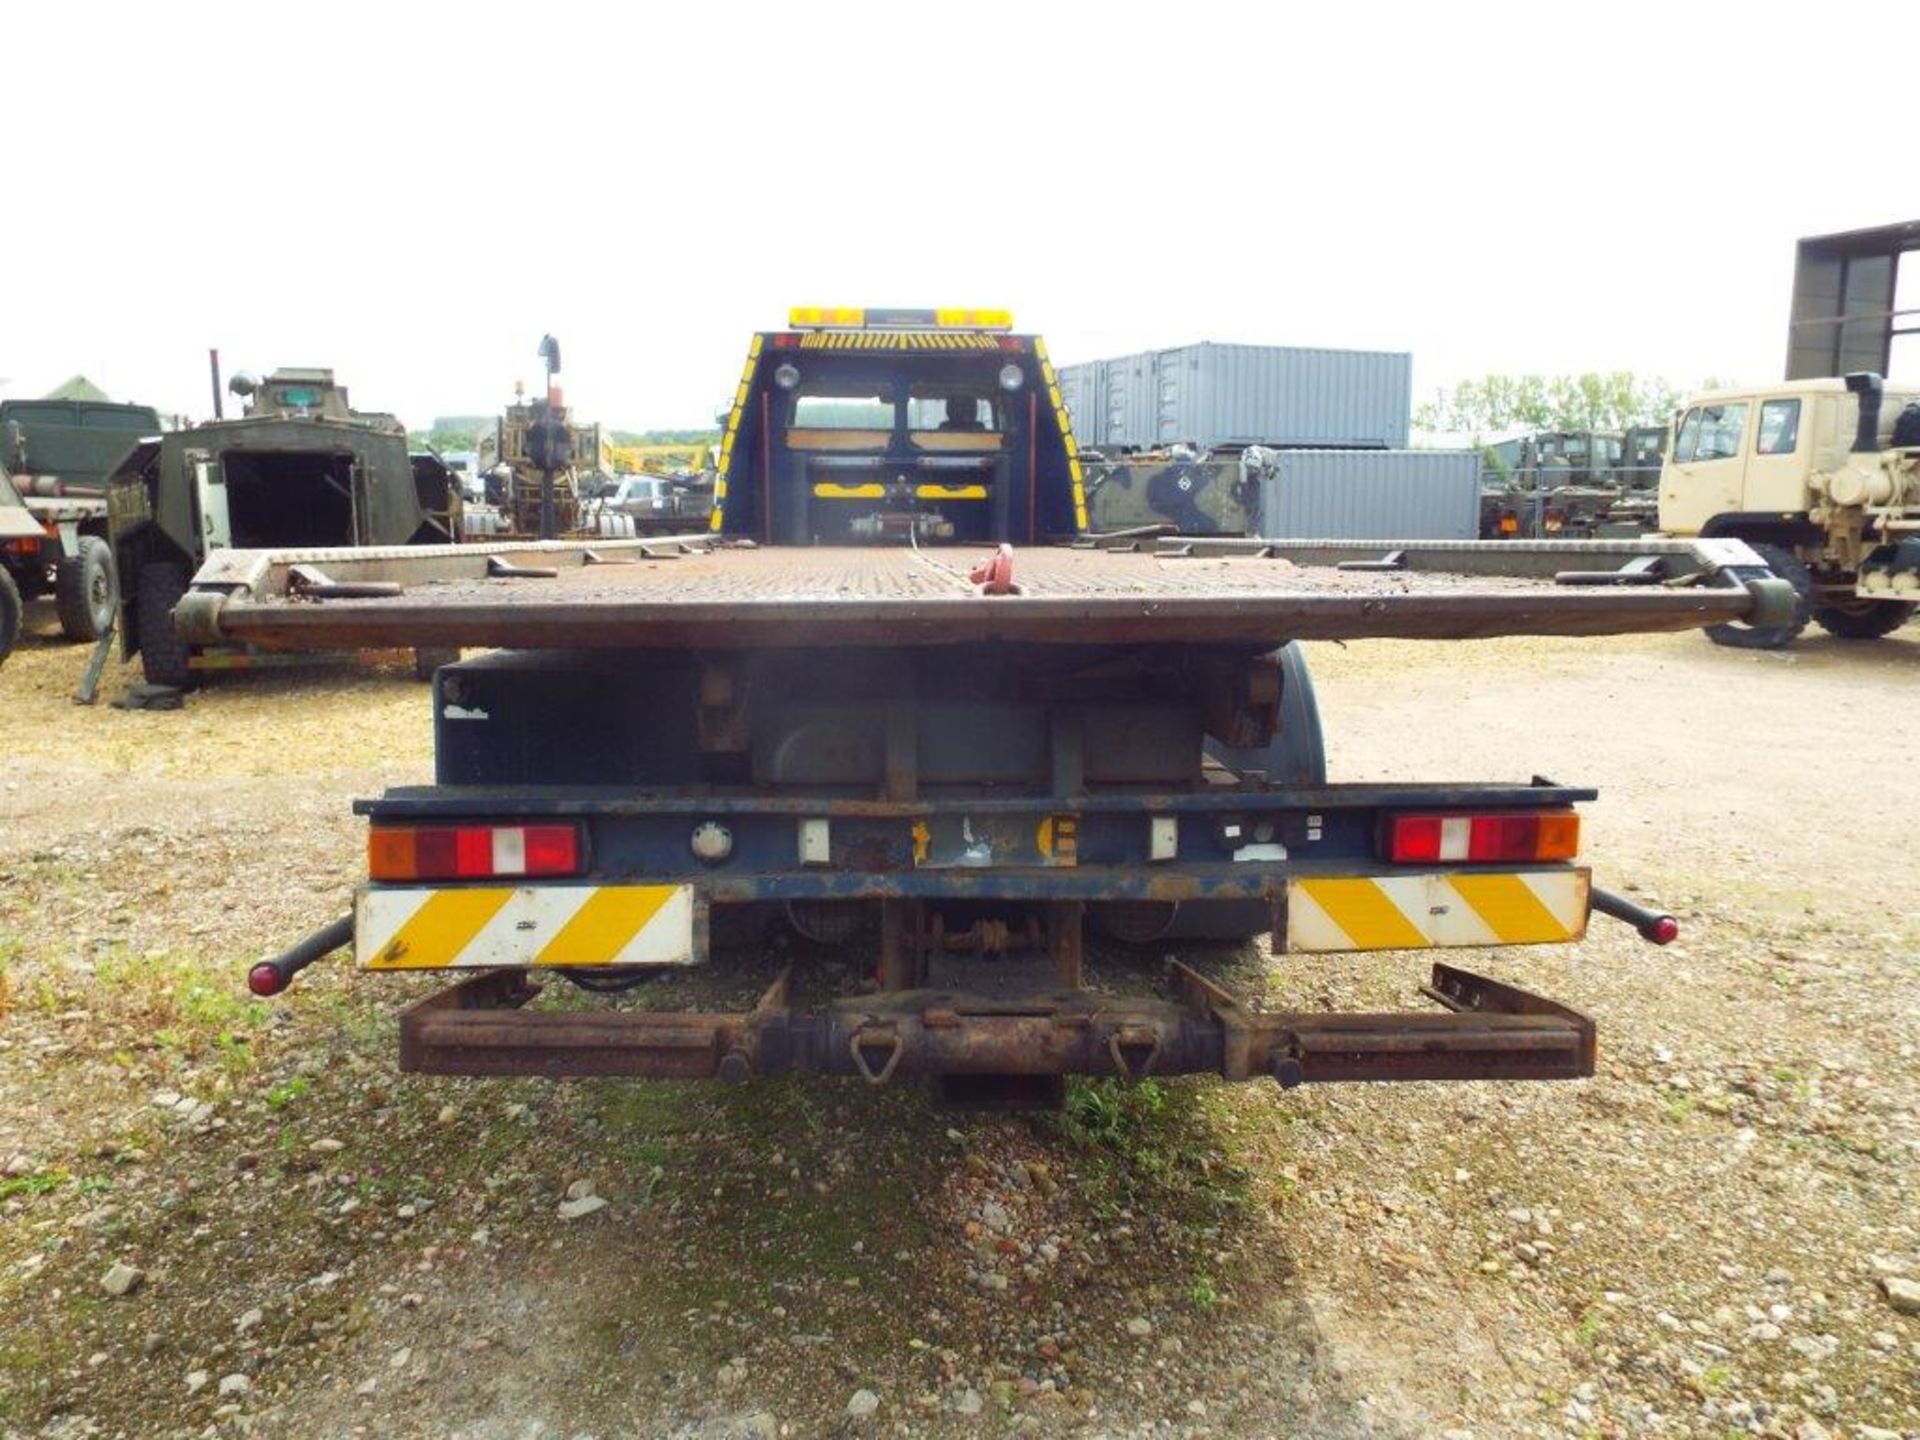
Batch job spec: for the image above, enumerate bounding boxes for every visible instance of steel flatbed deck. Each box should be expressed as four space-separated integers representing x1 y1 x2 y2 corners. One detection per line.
175 533 1792 653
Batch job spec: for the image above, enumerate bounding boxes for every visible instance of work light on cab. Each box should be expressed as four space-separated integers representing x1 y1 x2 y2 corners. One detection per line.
367 824 585 881
1382 810 1580 864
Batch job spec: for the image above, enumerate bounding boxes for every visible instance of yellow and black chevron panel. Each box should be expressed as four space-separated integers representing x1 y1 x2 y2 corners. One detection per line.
1033 338 1089 530
1286 869 1590 952
709 336 764 532
798 331 1000 351
356 885 697 969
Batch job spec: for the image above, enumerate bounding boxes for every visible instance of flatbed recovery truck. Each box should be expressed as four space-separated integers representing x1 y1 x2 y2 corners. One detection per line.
193 308 1796 1106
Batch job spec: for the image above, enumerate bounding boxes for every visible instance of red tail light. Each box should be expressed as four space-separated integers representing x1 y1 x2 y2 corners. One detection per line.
1384 810 1579 864
368 823 584 881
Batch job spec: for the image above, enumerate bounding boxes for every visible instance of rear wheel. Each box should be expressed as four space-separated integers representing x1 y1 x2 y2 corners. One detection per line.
1203 641 1327 785
136 562 194 689
54 535 117 641
0 568 21 666
412 647 460 682
1811 597 1912 640
1705 542 1810 650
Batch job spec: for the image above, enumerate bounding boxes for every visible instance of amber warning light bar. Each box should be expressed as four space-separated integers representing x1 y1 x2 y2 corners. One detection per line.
787 307 1014 332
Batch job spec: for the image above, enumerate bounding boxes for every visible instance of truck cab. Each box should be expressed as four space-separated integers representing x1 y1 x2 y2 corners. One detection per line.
1658 376 1920 646
709 308 1084 545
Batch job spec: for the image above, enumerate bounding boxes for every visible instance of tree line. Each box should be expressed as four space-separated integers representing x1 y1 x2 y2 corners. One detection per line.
1415 373 1723 436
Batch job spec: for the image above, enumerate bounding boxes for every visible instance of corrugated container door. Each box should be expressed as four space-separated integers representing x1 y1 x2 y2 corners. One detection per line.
1256 450 1480 540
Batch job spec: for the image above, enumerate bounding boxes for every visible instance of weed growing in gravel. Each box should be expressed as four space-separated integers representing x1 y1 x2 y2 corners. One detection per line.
0 1170 67 1201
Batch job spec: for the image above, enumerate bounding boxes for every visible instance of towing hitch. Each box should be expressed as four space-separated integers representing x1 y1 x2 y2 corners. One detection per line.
394 961 1597 1093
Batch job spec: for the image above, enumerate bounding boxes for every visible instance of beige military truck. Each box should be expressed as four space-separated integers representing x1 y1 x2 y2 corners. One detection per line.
1658 374 1920 647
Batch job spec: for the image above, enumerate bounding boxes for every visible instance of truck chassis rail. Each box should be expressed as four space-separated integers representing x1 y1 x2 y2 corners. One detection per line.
397 961 1596 1088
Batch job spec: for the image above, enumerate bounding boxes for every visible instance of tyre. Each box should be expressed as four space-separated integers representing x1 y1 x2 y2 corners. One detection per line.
0 567 21 667
1811 598 1913 640
1705 542 1810 650
412 647 460 682
136 562 194 689
1203 641 1328 785
54 535 117 642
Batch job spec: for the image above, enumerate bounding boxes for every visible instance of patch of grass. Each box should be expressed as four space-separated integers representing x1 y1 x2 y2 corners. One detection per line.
1663 1095 1696 1123
1189 1275 1219 1313
94 947 269 1074
1047 1078 1253 1232
0 1170 68 1201
265 1075 312 1110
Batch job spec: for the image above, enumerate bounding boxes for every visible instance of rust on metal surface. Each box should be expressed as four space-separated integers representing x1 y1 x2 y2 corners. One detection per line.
197 543 1764 652
397 962 1596 1087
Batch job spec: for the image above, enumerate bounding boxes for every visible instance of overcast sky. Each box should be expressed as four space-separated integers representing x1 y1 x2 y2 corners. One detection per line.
6 1 1915 432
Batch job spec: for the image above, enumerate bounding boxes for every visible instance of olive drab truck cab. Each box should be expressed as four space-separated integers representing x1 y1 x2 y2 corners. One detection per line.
197 308 1799 1110
1658 374 1920 647
0 398 161 645
106 367 461 687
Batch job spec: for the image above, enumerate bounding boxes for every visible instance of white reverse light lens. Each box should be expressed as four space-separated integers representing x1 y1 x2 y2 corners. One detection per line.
774 363 801 391
998 363 1025 392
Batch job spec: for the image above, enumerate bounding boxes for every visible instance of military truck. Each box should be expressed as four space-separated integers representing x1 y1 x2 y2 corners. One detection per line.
0 398 161 641
1659 374 1919 647
106 367 461 687
473 390 602 537
0 465 38 665
179 307 1793 1109
1479 429 1666 541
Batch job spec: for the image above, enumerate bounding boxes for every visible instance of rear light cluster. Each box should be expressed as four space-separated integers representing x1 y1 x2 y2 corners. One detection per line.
369 823 584 881
1384 810 1579 864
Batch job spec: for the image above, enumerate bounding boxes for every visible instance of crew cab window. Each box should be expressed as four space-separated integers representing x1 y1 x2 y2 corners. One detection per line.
907 389 1001 433
791 392 894 429
1673 402 1748 462
1756 399 1800 456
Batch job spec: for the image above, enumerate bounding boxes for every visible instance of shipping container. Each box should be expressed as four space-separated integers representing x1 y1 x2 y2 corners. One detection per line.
1059 342 1411 451
1256 448 1480 541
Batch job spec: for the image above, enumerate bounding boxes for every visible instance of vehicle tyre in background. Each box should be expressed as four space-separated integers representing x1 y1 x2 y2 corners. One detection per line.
0 567 21 666
136 562 194 689
1705 542 1811 650
413 647 460 682
1810 598 1912 640
55 535 117 641
1202 641 1328 785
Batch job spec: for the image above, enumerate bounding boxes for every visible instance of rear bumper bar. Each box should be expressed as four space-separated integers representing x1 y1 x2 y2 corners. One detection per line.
397 961 1595 1086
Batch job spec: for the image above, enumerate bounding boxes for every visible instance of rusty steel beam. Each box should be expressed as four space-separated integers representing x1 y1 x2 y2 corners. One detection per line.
396 963 1595 1087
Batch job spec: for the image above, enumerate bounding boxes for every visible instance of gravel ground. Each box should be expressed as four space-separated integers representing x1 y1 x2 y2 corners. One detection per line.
0 610 1915 1440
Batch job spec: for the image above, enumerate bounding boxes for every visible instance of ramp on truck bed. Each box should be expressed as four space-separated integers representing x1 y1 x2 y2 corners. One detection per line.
173 532 1793 652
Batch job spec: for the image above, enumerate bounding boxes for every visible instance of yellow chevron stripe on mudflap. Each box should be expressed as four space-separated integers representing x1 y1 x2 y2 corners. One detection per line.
1286 869 1589 953
357 885 698 969
1446 873 1574 946
368 888 515 969
534 886 678 966
1297 878 1428 949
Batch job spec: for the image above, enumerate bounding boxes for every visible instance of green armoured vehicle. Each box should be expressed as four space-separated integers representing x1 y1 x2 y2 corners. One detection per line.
1081 447 1265 534
107 367 460 687
1 398 161 642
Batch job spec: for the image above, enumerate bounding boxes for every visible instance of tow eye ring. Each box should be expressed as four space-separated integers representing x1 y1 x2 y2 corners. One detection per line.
849 1029 904 1085
1108 1025 1162 1080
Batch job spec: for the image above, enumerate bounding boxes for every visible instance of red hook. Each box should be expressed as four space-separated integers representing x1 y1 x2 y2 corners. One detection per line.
969 543 1016 595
